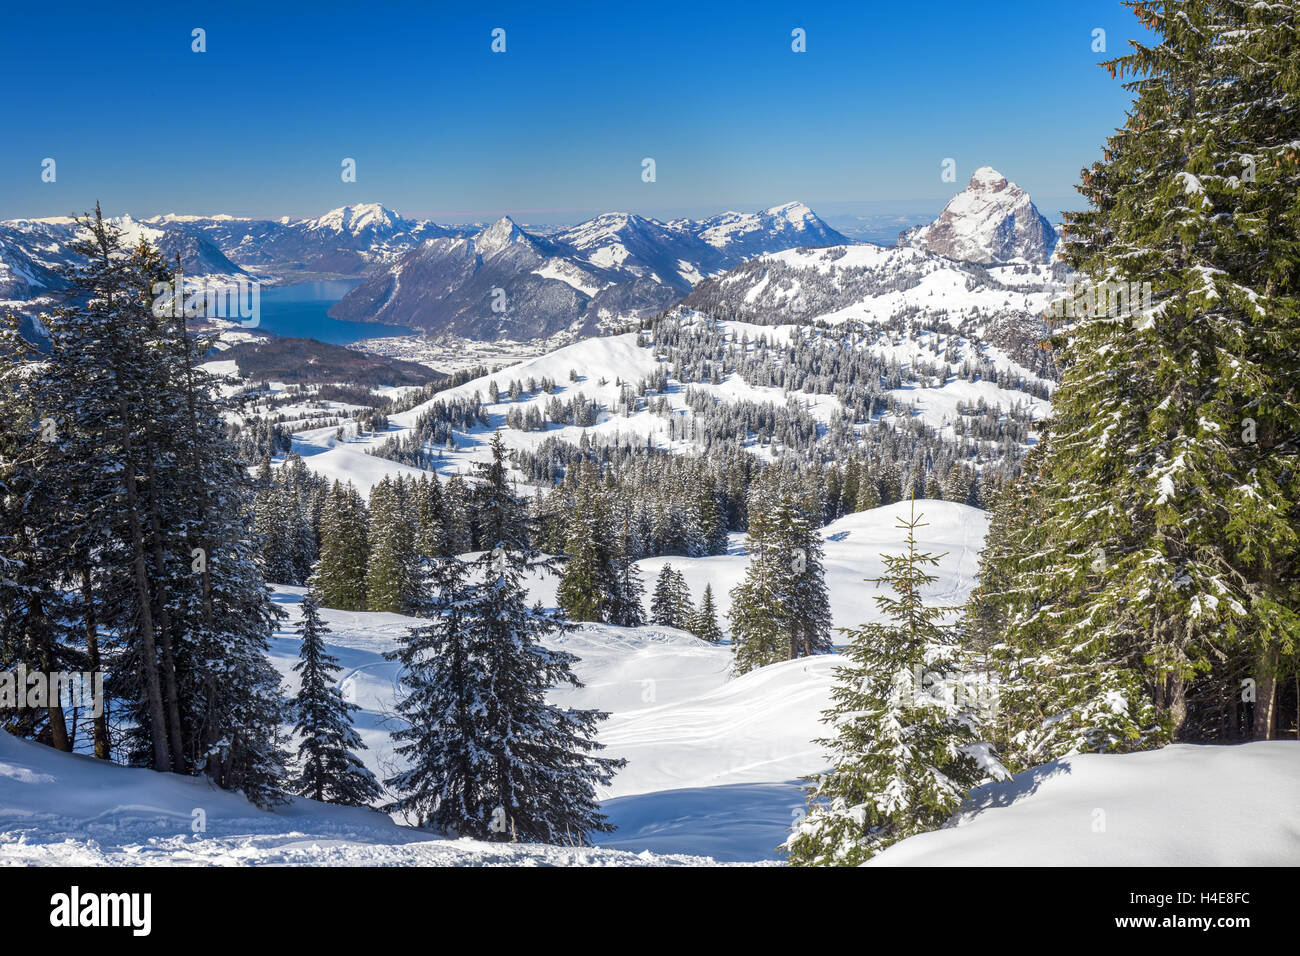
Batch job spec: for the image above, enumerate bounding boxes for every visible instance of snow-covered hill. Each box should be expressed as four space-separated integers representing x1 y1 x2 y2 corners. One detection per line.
4 499 1296 865
278 312 1049 498
869 742 1300 866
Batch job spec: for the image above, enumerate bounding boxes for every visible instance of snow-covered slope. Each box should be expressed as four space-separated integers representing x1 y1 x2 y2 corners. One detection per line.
870 742 1300 866
0 501 984 865
4 500 1296 865
0 730 715 866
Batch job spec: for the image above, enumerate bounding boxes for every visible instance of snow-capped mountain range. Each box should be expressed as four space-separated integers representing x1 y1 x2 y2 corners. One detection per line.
2 167 1061 348
0 214 249 303
326 202 851 339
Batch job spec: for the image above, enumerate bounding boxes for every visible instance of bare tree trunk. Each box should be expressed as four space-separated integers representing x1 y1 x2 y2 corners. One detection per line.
144 449 186 770
1253 648 1279 741
80 563 110 759
119 426 172 773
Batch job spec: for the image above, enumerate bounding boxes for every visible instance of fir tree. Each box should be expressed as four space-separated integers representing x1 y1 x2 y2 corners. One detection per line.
290 588 380 806
687 584 724 643
786 502 1005 865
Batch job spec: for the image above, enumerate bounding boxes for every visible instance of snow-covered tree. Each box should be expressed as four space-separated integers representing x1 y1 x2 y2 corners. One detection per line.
687 584 724 643
290 588 380 806
786 503 1005 865
651 564 693 628
387 433 625 843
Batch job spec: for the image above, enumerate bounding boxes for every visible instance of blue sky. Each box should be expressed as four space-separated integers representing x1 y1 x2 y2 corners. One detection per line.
2 0 1151 223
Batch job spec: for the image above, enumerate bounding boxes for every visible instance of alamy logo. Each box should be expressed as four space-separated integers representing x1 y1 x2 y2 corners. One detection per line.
1045 279 1153 323
49 886 151 936
0 666 103 718
151 273 261 328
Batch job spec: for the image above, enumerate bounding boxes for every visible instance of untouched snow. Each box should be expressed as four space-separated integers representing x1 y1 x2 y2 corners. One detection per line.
0 732 717 867
870 742 1300 867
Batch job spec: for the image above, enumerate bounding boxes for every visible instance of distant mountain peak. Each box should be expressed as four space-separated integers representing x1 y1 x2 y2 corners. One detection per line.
473 216 527 255
904 167 1056 265
967 166 1010 191
763 200 816 222
307 203 405 235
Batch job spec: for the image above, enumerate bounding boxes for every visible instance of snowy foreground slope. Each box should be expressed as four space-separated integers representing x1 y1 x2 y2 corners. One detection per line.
0 732 716 866
2 501 1296 865
869 743 1300 867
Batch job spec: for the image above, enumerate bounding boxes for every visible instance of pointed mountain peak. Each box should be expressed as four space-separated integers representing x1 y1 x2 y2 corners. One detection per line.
474 216 528 254
907 167 1054 264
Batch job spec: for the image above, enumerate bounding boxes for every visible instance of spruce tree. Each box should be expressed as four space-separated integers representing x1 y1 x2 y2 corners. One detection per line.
388 433 625 843
290 588 380 805
315 481 370 610
366 477 418 613
786 503 1005 865
687 584 724 643
651 564 693 628
980 0 1300 752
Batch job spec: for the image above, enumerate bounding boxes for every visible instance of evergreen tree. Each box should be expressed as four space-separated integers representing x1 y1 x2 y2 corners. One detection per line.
729 483 832 672
651 564 693 628
366 477 418 613
786 503 1005 865
388 433 625 843
687 584 724 643
315 481 370 610
979 0 1300 752
11 210 288 802
290 588 380 806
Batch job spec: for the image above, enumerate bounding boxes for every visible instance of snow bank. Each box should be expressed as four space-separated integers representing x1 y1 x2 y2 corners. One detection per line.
870 742 1300 866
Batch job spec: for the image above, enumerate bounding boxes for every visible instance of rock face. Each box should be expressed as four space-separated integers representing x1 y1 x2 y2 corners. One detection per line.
904 166 1057 265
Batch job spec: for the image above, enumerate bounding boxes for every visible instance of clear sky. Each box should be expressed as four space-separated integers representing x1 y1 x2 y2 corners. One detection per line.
2 0 1152 223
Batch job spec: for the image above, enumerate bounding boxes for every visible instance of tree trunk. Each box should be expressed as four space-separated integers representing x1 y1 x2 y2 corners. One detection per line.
80 563 110 759
144 449 186 770
1252 648 1279 741
27 594 71 752
1167 675 1187 739
120 435 172 773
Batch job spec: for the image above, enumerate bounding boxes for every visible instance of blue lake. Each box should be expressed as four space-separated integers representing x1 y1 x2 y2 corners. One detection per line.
253 280 415 345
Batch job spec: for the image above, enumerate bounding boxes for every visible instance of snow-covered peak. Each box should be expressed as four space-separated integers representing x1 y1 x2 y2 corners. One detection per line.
305 203 405 235
905 166 1056 265
762 200 817 224
967 166 1009 191
473 215 527 255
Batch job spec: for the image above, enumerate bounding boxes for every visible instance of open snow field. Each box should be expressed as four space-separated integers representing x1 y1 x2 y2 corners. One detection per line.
2 498 1296 866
